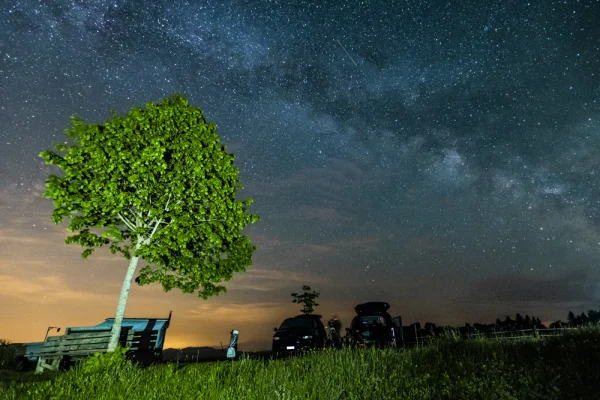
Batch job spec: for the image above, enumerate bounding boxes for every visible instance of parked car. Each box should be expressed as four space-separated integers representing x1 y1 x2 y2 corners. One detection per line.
272 314 327 355
347 302 399 348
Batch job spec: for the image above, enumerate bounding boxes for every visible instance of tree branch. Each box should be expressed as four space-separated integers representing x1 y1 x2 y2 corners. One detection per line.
146 218 162 243
165 192 172 212
117 213 136 231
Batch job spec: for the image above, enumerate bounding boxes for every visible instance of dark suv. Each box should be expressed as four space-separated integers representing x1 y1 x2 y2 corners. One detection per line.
272 314 327 355
347 302 399 348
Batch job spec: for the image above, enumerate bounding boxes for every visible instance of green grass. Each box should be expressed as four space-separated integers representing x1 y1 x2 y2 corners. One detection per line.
2 326 600 400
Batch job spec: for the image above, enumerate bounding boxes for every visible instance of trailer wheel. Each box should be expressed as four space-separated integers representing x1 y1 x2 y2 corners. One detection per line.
14 356 30 372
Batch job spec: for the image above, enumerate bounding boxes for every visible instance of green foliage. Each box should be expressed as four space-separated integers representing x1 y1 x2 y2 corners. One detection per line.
39 94 259 298
4 326 600 399
0 339 18 370
291 285 320 315
80 346 130 375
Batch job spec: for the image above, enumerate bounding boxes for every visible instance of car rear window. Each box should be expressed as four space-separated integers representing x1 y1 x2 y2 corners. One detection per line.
279 318 314 329
354 316 387 329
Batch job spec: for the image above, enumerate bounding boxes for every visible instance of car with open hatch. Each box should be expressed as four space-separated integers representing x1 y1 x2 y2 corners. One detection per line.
347 302 399 348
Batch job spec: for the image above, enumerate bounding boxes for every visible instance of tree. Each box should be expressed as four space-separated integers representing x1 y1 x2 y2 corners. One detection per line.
550 320 565 329
424 322 437 336
291 285 320 314
515 313 524 326
568 311 576 327
40 94 259 352
504 316 514 331
535 317 543 328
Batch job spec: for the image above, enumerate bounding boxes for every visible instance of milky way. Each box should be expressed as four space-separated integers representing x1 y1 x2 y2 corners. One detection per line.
1 1 599 348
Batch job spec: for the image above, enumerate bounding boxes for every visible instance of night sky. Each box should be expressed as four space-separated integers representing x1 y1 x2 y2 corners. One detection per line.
1 0 599 350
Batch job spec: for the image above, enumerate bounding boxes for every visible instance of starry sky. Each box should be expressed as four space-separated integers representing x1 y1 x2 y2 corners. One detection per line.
1 0 599 350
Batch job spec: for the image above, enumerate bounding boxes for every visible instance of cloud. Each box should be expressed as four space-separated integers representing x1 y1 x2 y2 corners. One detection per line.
298 206 352 223
254 158 367 204
469 270 593 303
426 148 477 189
165 5 271 71
337 236 380 253
0 274 106 303
246 234 283 249
224 267 327 293
0 228 54 246
0 181 47 211
246 234 386 274
187 302 281 322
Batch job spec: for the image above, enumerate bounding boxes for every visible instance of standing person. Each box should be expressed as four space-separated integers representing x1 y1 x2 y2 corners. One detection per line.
227 330 239 359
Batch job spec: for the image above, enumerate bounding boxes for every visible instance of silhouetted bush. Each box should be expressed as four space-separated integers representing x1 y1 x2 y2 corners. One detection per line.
0 339 18 370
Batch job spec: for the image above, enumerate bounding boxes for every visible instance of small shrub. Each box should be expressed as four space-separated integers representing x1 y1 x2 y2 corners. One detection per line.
79 346 130 375
0 339 18 370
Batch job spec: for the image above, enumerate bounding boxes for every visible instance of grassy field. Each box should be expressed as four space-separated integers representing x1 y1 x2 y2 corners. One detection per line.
1 326 599 400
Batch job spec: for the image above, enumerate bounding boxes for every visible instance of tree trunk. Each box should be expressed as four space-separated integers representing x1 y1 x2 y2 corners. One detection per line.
107 239 142 352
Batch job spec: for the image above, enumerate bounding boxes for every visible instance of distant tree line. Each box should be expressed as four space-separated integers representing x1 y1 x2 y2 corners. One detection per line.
549 309 600 328
401 308 600 343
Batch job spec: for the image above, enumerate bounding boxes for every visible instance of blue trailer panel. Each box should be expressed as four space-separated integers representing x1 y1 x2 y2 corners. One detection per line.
10 312 172 370
66 313 172 363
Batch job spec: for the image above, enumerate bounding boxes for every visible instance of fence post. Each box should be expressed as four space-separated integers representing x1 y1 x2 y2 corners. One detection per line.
414 325 419 348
